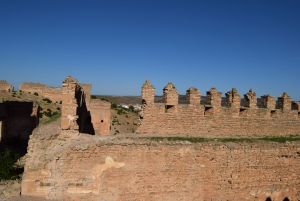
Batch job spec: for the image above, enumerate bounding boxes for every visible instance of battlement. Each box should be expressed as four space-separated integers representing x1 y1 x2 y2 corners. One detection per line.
137 81 300 136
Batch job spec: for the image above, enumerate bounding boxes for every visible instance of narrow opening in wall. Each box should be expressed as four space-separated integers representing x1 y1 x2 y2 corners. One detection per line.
240 108 246 112
271 110 276 117
239 108 246 116
266 197 272 201
283 197 290 201
298 112 300 117
165 105 175 113
101 120 104 123
204 106 213 116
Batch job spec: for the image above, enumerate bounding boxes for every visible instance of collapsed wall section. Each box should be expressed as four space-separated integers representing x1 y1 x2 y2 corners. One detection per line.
137 81 300 136
21 137 300 201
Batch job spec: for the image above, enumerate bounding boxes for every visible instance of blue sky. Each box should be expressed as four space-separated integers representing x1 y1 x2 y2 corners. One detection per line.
0 0 299 100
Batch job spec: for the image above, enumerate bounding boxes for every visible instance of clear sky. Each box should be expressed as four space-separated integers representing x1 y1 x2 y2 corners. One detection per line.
0 0 299 100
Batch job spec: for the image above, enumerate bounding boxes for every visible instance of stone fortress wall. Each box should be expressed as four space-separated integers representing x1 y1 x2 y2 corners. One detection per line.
0 80 13 92
19 78 300 201
20 82 62 102
21 136 300 201
137 81 300 136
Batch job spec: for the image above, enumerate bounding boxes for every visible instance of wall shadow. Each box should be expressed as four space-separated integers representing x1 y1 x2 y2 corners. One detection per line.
0 101 38 153
0 101 38 180
75 89 95 135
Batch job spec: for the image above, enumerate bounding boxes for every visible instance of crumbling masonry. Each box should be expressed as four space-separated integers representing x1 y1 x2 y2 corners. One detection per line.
61 76 111 135
137 81 300 136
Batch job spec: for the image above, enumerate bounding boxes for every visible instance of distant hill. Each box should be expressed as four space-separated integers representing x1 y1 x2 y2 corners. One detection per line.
92 95 142 105
92 95 190 105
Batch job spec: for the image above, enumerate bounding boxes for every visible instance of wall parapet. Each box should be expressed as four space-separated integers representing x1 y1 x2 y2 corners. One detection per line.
137 81 300 136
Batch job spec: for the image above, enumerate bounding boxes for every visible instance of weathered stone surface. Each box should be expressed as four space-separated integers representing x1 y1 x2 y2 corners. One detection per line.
277 92 292 111
20 82 61 102
21 133 300 201
0 80 13 92
61 76 79 131
225 88 240 108
261 95 276 111
244 89 257 109
163 82 179 106
0 180 21 198
141 80 155 106
90 99 111 135
61 76 111 136
18 79 300 201
206 87 222 109
186 87 200 106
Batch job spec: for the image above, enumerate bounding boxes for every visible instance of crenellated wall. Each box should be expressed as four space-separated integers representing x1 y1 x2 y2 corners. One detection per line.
20 79 300 201
137 81 300 136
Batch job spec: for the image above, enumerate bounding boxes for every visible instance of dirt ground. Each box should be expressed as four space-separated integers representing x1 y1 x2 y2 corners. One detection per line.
110 108 140 134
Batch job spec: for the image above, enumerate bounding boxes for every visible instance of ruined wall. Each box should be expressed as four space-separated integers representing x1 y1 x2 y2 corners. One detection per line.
20 82 62 102
90 99 111 135
137 81 300 136
21 135 300 201
0 80 12 92
61 77 80 131
61 76 111 136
